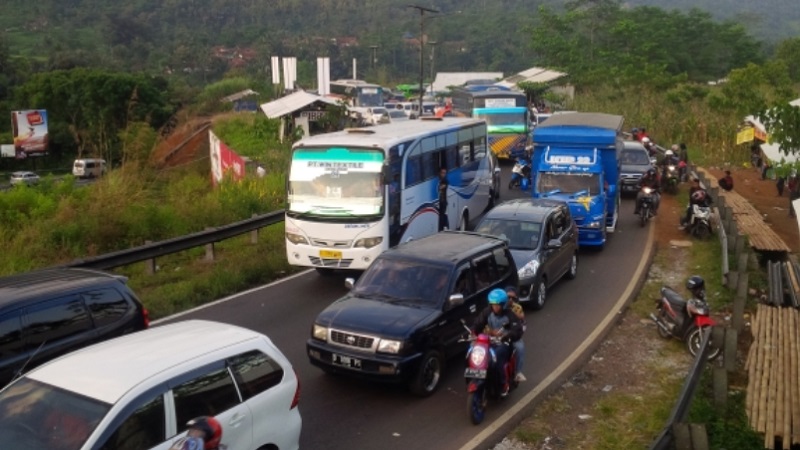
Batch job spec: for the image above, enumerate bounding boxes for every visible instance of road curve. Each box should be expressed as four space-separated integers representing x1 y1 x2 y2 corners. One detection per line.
155 171 654 450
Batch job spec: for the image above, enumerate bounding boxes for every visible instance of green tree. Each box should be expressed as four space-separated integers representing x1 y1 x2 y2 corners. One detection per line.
759 103 800 158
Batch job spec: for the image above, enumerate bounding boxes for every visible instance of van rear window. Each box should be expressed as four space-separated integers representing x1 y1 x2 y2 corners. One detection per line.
83 288 130 327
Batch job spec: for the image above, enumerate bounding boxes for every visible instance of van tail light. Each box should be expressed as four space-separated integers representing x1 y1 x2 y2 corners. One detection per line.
142 308 151 328
290 369 301 409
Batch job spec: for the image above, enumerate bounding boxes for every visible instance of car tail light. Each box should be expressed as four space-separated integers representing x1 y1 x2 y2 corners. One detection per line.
290 369 301 409
142 308 151 328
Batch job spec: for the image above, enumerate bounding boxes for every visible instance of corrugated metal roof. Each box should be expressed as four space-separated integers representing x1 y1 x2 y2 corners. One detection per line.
259 90 340 119
431 72 504 93
496 67 567 89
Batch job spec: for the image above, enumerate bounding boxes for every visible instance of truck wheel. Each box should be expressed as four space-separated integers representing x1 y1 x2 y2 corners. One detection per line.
409 350 443 396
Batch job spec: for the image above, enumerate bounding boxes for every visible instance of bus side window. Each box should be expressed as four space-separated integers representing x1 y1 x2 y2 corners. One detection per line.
458 142 472 166
421 151 437 181
406 155 422 186
446 146 459 169
474 137 486 159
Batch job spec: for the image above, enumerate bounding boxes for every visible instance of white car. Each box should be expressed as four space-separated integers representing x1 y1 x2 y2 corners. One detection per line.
0 320 302 450
365 107 389 125
387 109 409 123
9 171 39 186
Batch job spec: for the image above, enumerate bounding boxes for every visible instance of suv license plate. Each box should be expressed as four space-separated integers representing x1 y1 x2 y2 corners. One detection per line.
464 368 487 379
333 354 362 369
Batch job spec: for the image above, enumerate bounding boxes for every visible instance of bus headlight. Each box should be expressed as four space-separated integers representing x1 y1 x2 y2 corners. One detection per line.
286 232 309 245
354 236 383 248
585 221 602 229
377 338 403 354
312 324 328 341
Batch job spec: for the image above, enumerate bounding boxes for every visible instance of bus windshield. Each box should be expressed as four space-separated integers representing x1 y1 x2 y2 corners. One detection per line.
473 110 527 134
357 87 384 107
537 172 601 196
288 147 385 217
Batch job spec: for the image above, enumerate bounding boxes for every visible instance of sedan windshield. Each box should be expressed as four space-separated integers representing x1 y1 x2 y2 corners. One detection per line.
354 259 449 307
0 378 110 450
476 218 541 250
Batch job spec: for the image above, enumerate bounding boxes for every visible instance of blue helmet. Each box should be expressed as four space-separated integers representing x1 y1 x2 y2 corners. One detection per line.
488 288 508 308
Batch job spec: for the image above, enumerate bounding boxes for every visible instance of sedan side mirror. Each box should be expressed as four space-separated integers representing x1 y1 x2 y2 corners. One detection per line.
345 278 355 289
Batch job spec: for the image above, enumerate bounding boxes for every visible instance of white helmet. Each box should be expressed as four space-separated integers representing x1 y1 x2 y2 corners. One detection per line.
642 137 651 144
671 144 679 151
665 150 674 157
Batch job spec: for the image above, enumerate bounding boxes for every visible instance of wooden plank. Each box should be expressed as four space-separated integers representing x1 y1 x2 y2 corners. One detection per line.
766 305 779 446
749 304 767 427
778 307 787 443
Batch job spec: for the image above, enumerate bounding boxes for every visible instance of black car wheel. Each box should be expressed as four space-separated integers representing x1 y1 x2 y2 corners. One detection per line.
530 280 546 310
409 350 444 396
566 253 578 280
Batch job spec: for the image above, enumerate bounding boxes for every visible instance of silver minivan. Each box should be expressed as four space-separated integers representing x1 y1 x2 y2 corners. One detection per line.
72 159 107 178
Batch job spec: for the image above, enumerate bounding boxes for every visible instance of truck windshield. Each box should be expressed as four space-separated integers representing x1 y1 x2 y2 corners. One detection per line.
538 172 601 196
288 147 385 217
354 258 449 307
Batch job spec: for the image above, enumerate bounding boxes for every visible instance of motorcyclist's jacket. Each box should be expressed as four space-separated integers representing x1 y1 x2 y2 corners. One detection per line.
472 307 524 342
638 174 661 190
688 187 712 207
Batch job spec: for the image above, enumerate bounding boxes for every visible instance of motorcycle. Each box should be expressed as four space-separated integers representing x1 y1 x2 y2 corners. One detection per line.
686 204 713 239
638 186 656 227
461 322 518 425
650 286 720 360
509 157 531 191
663 165 679 195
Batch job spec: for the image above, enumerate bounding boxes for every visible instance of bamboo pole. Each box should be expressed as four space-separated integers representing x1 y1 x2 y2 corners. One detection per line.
794 309 800 445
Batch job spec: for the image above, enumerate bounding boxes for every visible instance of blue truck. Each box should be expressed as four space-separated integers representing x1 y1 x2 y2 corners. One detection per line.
530 113 623 248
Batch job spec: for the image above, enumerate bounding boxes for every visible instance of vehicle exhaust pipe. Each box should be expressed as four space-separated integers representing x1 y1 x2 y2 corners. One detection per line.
649 313 671 334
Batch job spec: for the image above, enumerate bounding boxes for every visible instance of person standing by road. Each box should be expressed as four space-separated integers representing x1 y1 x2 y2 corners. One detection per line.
437 167 449 231
789 171 800 218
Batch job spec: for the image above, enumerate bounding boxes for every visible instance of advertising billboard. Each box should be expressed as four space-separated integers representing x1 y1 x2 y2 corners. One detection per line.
10 110 49 158
209 130 245 186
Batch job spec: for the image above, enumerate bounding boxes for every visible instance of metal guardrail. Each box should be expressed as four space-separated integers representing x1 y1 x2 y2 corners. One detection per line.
649 327 712 450
63 210 285 270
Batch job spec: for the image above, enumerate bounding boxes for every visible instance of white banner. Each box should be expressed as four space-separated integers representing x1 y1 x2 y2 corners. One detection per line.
1 144 15 158
271 56 280 85
317 57 330 96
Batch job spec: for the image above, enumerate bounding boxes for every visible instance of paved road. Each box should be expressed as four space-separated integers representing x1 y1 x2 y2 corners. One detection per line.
158 163 652 450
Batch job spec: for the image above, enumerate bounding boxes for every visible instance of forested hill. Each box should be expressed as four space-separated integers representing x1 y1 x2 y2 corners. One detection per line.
0 0 797 80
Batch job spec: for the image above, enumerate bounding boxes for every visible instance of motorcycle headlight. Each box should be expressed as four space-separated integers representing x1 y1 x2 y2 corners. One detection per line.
312 324 328 341
668 165 676 171
518 259 540 279
469 345 488 366
642 187 653 194
354 236 383 248
377 338 403 354
286 232 309 245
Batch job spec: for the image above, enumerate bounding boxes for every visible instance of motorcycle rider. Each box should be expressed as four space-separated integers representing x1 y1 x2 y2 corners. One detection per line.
505 286 527 382
660 148 680 183
634 168 661 216
681 178 712 229
472 288 524 397
169 416 223 450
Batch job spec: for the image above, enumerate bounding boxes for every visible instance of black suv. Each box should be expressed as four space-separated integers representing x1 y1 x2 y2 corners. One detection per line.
476 198 579 311
0 268 149 386
307 231 518 396
619 140 655 196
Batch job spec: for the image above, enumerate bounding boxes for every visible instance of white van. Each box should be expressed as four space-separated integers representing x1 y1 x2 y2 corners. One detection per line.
73 158 107 178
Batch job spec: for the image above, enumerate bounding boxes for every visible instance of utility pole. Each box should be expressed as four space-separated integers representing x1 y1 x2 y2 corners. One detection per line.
428 41 437 92
370 45 379 70
408 4 439 117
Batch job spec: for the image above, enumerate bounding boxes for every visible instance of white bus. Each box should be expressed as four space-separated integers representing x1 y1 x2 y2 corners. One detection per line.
328 79 384 107
285 117 495 273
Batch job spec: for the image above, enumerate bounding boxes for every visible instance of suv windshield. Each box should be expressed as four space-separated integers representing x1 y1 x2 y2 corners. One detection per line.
353 258 449 307
621 149 650 165
476 219 541 250
0 378 110 450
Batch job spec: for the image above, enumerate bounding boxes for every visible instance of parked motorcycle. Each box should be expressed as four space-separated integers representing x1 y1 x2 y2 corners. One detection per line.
650 284 720 360
663 165 679 195
686 204 713 239
638 186 656 227
509 157 531 191
461 322 518 425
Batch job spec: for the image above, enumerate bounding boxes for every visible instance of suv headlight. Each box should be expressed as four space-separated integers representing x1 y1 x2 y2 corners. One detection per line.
518 260 540 279
286 232 309 245
312 324 328 341
354 236 383 248
377 338 403 354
